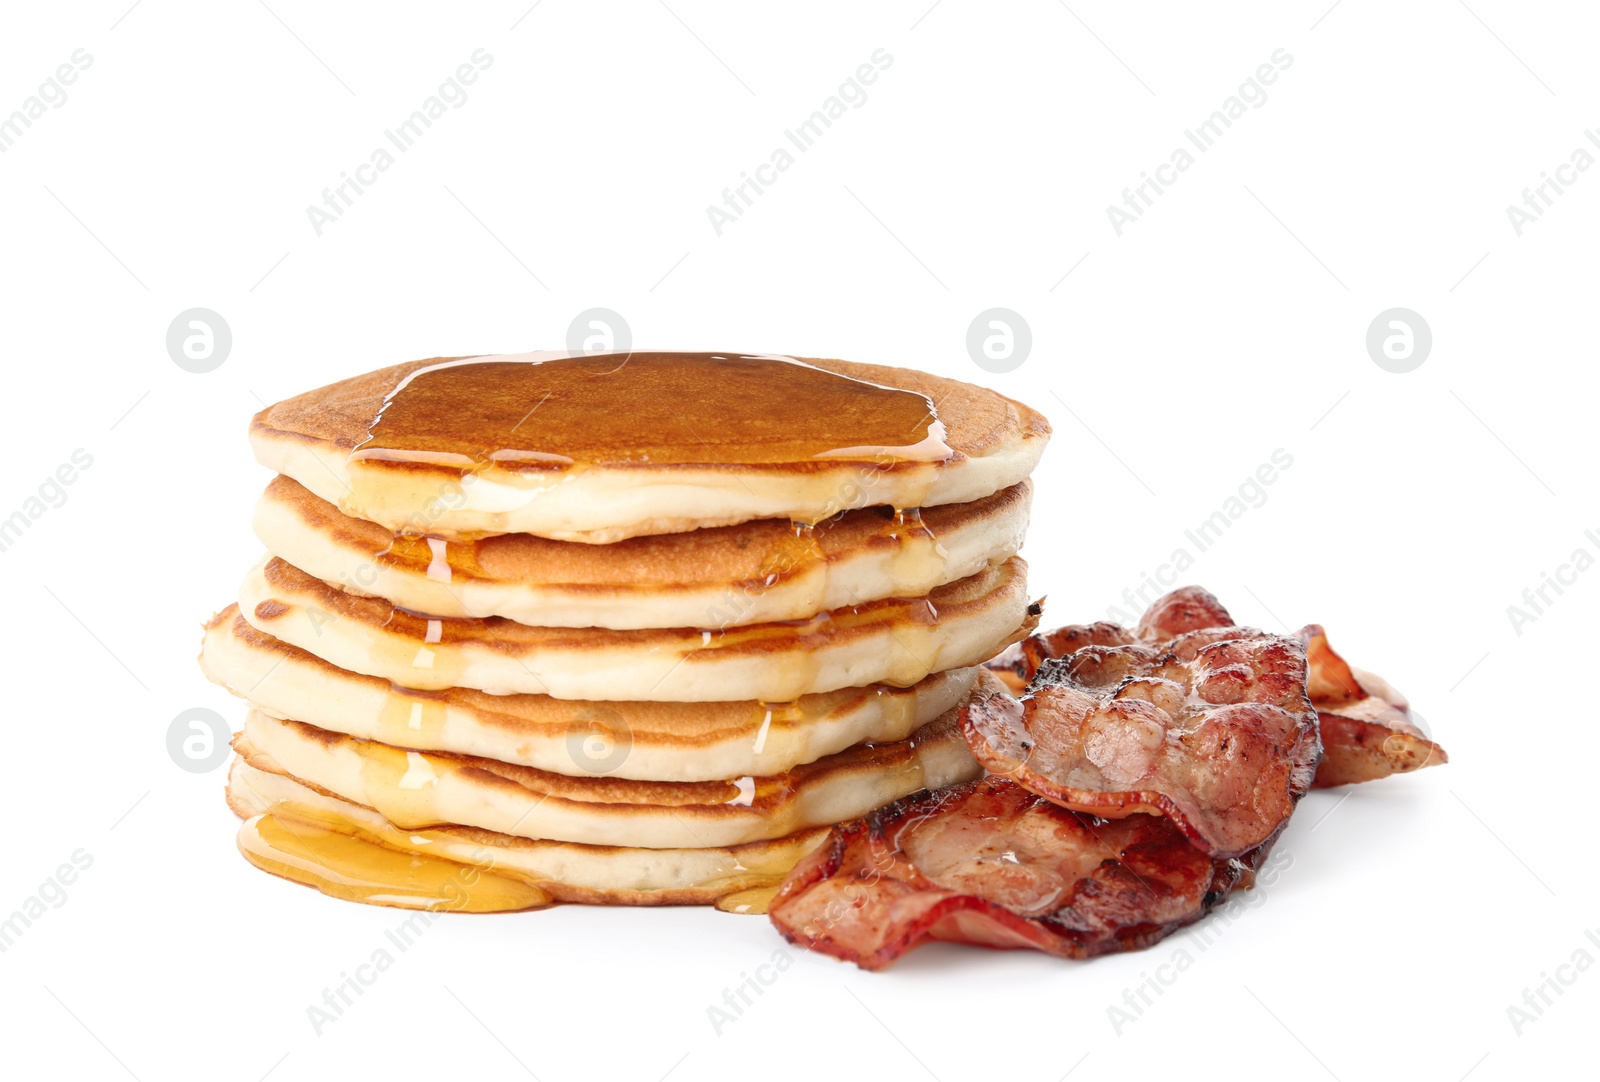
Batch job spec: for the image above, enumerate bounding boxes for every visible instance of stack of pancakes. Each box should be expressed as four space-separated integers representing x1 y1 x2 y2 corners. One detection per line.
201 352 1050 912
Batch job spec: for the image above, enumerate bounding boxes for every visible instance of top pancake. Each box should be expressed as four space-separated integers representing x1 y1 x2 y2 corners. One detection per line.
250 352 1051 542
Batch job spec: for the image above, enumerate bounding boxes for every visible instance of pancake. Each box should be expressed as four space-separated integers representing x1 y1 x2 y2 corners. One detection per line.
249 352 1052 543
236 554 1035 701
234 677 995 848
200 606 979 782
254 473 1032 630
227 758 826 908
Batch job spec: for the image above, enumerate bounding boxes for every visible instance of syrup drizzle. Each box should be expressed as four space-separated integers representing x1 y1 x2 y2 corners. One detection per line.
348 352 952 476
236 800 790 915
237 810 551 912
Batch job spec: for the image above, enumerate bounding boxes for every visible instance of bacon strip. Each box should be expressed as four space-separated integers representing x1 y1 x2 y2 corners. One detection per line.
1299 624 1447 787
768 775 1266 970
964 588 1320 859
988 588 1447 790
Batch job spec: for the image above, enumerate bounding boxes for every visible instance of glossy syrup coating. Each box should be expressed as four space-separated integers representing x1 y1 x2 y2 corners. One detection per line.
351 352 951 471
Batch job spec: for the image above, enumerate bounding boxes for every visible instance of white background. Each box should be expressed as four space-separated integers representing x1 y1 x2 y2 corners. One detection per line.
0 1 1594 1079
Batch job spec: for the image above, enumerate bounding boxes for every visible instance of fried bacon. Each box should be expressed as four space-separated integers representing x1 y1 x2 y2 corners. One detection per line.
767 775 1265 970
988 587 1447 790
985 622 1133 694
771 587 1446 971
1300 624 1447 787
965 587 1321 859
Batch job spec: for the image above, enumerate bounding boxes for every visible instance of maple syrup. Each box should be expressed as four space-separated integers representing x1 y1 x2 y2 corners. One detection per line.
349 353 951 479
237 810 550 912
235 793 802 914
881 507 951 597
713 883 783 916
375 685 448 748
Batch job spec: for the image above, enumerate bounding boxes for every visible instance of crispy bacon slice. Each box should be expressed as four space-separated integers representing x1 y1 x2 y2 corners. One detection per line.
987 587 1447 791
967 587 1321 859
768 775 1266 970
986 621 1134 694
1299 624 1447 787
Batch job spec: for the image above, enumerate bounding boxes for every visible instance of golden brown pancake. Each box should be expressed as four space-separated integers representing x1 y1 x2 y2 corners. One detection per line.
227 758 826 908
233 676 994 848
253 473 1032 629
236 554 1035 701
200 606 978 781
249 352 1052 542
